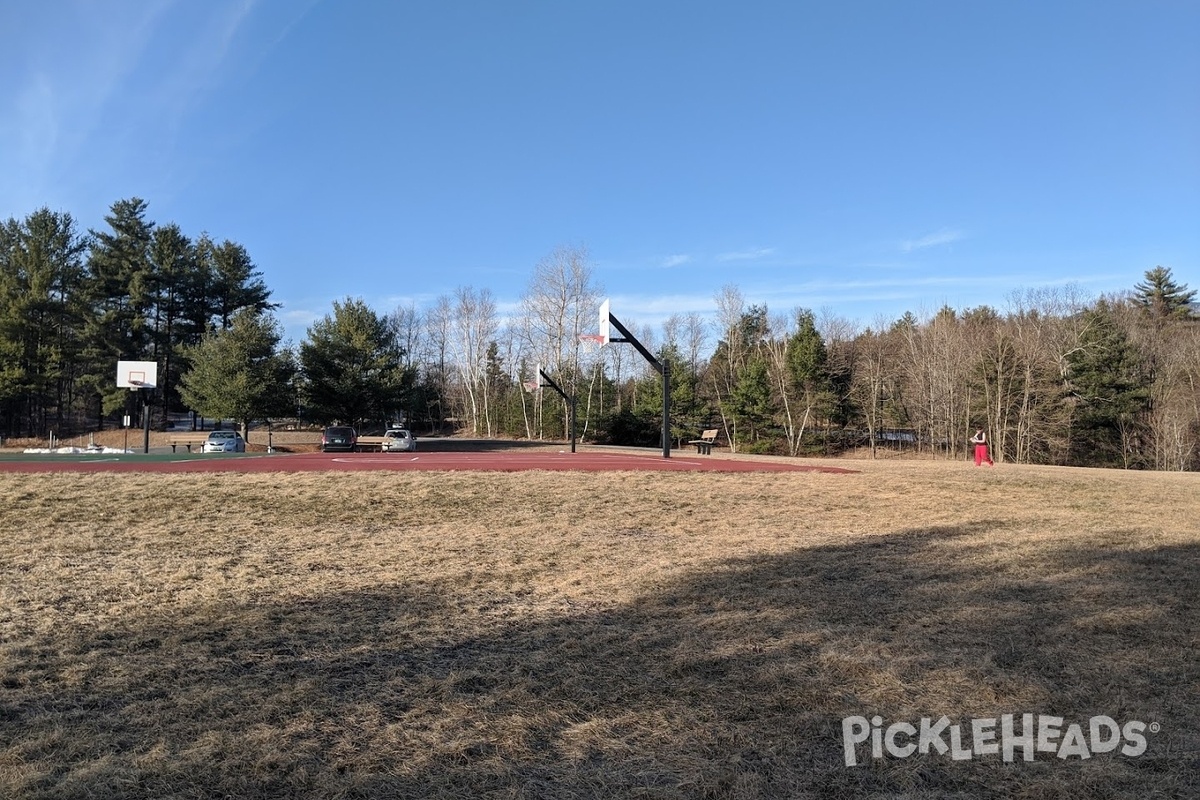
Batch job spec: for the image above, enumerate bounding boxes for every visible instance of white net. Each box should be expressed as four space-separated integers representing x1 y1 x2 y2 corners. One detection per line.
578 334 605 356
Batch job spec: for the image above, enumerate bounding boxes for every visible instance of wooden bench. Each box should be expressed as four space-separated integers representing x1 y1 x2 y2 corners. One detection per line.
167 433 210 452
687 429 721 455
354 433 416 452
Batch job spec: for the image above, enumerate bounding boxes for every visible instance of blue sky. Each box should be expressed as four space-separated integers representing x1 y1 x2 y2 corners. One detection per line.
3 1 1197 344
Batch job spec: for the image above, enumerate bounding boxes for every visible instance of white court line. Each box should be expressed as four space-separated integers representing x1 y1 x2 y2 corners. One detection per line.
169 454 273 463
330 456 420 463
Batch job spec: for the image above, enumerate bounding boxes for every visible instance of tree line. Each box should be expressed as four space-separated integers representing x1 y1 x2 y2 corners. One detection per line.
0 199 274 438
603 271 1197 471
372 257 1197 471
3 199 1197 469
303 258 1198 472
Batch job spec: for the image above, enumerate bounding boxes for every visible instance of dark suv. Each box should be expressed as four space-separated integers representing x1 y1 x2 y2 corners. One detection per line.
321 426 357 452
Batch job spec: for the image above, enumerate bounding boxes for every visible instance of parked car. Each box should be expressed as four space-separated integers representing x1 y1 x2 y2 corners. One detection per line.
202 430 246 453
321 426 357 452
381 429 416 452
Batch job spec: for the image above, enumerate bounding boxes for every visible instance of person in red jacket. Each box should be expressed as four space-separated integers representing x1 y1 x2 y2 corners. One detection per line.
970 429 994 466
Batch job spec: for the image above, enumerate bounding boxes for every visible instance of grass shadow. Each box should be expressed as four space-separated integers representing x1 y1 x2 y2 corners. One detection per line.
3 525 1196 798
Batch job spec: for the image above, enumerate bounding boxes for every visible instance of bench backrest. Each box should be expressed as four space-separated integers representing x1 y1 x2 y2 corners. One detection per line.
700 429 719 441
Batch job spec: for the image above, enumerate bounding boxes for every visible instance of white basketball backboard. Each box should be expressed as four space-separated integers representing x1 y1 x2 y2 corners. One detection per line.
522 363 542 393
599 298 611 344
116 360 158 389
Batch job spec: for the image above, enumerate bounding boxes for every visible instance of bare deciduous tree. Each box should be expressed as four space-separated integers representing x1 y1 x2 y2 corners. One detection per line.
850 316 900 458
446 286 498 435
520 245 601 438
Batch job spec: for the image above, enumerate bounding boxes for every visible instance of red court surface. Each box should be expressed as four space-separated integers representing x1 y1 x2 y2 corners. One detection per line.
0 450 856 475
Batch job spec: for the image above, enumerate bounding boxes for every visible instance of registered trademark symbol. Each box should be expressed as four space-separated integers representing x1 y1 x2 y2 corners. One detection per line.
1148 722 1161 734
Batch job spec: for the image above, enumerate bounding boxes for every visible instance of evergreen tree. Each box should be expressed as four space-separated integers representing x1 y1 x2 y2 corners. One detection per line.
1133 266 1196 321
782 309 832 454
0 209 90 436
706 303 770 451
179 309 296 438
169 233 274 422
299 298 409 428
147 224 195 423
1066 301 1151 467
0 218 22 426
183 233 219 346
82 198 155 416
731 356 774 448
787 311 831 403
630 344 700 446
208 238 277 329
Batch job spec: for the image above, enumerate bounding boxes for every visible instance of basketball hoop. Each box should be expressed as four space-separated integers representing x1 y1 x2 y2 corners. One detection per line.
578 334 605 355
128 380 144 391
521 379 540 393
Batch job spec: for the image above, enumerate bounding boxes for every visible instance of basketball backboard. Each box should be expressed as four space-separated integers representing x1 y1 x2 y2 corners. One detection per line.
598 298 611 344
522 363 542 393
116 360 158 389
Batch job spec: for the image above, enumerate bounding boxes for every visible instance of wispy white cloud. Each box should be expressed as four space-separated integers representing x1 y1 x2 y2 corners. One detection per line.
900 229 964 253
662 254 690 268
716 247 776 262
610 293 717 317
598 269 1126 339
143 2 261 141
0 0 278 219
0 3 170 213
270 0 325 46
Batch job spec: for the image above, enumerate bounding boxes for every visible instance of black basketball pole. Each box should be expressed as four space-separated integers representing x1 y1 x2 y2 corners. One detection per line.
538 369 576 453
141 388 151 454
661 357 670 458
605 311 670 459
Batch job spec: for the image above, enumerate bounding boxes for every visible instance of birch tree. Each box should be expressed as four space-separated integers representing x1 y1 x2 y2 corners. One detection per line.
520 245 600 437
850 318 899 458
447 286 498 435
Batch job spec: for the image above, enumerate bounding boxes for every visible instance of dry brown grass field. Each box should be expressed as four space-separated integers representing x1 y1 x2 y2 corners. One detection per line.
1 457 1197 799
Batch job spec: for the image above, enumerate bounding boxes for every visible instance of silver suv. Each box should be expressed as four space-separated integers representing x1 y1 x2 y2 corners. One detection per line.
381 429 416 452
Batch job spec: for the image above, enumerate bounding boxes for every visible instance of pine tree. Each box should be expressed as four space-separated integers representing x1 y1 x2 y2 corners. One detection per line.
147 224 195 424
731 356 774 449
0 209 91 436
299 298 409 428
1065 301 1151 467
208 239 277 329
1133 266 1196 321
82 198 155 416
179 309 296 438
783 309 832 455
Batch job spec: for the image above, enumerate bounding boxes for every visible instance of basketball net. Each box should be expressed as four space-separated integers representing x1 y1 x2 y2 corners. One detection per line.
578 334 605 356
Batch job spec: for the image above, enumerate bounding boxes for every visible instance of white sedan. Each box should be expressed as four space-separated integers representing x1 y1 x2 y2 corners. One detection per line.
202 430 246 453
381 429 416 452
